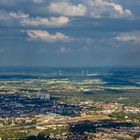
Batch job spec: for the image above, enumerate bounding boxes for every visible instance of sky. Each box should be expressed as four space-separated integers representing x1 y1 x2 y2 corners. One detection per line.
0 0 140 67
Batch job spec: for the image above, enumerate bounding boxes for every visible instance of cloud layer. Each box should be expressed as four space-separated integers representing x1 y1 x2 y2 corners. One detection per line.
85 0 133 18
115 32 140 43
47 0 133 19
48 2 86 17
0 0 140 66
25 30 71 42
21 16 70 27
0 10 70 27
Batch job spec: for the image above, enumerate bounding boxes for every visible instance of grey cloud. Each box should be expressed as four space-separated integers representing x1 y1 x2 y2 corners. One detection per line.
21 16 70 27
115 32 140 43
